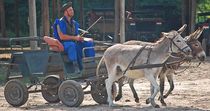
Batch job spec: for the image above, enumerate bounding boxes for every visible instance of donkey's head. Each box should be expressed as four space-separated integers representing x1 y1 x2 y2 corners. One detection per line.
184 27 206 61
162 24 191 55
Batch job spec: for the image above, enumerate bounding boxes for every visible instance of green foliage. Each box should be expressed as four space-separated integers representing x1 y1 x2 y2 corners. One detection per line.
197 0 210 13
196 0 210 23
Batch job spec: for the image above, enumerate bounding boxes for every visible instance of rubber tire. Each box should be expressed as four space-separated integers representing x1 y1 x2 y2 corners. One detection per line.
4 79 28 107
58 80 84 107
91 79 117 104
41 75 61 103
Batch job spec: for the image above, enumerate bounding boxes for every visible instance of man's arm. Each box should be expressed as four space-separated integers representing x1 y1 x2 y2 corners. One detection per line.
57 25 83 41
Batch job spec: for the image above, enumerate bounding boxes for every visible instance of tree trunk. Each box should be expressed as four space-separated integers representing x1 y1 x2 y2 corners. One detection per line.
182 0 196 35
189 0 196 33
114 0 120 43
52 0 56 20
15 0 19 37
181 0 187 35
120 0 125 43
29 0 37 50
79 0 84 28
41 0 50 36
57 0 61 17
127 0 134 11
0 0 6 37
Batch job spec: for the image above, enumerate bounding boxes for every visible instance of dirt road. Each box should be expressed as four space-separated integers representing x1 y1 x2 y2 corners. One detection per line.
0 57 210 111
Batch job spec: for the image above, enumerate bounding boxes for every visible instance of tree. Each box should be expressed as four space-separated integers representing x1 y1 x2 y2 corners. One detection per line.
28 0 37 49
41 0 50 36
0 0 6 37
15 0 19 37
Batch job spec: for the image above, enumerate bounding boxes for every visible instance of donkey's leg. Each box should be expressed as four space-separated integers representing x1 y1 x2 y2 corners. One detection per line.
105 66 116 107
105 77 115 107
164 73 174 98
105 66 123 107
115 77 124 101
159 72 167 106
145 73 160 108
146 83 154 104
128 79 139 103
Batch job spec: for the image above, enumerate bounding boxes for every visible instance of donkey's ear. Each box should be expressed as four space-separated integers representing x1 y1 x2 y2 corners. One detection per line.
194 27 204 39
161 32 169 37
187 28 199 40
177 24 187 34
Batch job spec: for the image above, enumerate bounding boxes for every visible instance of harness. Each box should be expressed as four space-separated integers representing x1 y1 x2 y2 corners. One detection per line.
122 34 190 75
122 45 147 75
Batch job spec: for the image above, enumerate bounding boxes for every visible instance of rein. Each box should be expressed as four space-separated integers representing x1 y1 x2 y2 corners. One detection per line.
174 62 191 75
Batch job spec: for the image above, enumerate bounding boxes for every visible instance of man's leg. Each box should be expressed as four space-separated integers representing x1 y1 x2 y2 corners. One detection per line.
76 42 83 70
76 41 95 70
63 41 80 73
63 41 77 61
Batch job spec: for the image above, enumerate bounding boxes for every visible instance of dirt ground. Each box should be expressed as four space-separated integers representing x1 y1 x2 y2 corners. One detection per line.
0 57 210 111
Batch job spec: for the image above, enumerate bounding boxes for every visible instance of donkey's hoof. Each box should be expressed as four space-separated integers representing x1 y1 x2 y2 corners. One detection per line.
135 98 139 103
161 102 167 106
160 99 167 106
115 95 122 101
146 98 150 104
160 100 167 106
109 103 117 107
154 104 160 108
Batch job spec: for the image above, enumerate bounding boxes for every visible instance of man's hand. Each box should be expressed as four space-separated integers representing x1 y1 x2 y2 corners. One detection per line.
75 36 84 42
76 36 93 42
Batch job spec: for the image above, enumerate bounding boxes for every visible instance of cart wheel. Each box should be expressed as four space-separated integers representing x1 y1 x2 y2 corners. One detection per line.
58 80 84 107
91 79 117 104
4 79 28 107
41 75 61 103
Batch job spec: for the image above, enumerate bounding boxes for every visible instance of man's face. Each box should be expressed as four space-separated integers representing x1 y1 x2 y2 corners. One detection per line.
65 7 74 17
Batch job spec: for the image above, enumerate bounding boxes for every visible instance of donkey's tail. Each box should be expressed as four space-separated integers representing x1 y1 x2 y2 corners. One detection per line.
96 56 104 77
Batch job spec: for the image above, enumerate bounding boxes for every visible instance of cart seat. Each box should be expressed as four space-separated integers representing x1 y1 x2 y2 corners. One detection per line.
43 36 64 52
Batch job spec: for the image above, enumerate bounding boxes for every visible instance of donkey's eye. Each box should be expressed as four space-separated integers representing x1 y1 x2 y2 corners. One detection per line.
176 40 181 42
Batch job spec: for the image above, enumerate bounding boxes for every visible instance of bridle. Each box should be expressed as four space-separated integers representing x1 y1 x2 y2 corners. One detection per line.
169 34 190 55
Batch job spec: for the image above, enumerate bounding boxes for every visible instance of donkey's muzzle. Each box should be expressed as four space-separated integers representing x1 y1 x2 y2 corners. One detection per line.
198 55 206 61
183 47 192 55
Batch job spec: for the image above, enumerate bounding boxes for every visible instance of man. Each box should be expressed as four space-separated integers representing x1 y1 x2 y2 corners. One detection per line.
53 2 95 72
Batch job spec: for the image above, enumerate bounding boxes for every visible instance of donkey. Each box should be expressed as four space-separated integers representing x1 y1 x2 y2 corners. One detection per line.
158 27 205 106
97 25 192 108
115 27 206 106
